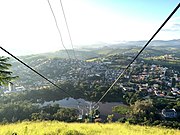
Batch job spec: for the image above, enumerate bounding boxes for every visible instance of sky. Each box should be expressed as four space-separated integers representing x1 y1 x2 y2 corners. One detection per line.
0 0 180 56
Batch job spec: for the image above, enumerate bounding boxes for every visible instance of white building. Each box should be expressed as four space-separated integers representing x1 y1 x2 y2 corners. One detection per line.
8 82 14 92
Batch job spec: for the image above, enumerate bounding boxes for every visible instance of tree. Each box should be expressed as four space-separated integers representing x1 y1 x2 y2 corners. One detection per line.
0 56 17 86
107 114 114 123
131 99 157 122
112 105 131 115
53 108 78 122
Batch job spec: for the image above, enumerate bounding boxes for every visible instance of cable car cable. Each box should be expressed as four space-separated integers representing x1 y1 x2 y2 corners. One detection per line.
94 3 180 107
0 46 81 102
47 0 71 60
59 0 77 60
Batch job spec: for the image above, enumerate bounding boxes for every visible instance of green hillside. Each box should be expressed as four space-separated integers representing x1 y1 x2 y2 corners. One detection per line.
9 45 179 61
0 121 179 135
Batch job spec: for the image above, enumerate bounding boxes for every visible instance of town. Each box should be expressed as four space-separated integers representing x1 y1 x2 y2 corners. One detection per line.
0 45 180 128
3 53 180 100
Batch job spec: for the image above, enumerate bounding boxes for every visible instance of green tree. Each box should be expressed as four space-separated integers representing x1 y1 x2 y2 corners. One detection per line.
131 99 157 122
53 108 78 122
0 56 17 86
112 105 131 115
107 114 114 123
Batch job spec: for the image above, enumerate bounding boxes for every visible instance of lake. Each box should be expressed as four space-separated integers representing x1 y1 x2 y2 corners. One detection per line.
40 98 123 118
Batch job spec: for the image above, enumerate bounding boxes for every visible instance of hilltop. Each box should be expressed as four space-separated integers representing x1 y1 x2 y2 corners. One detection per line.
0 121 179 135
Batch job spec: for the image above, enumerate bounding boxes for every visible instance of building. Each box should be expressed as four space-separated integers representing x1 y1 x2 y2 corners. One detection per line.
8 82 14 92
161 109 177 118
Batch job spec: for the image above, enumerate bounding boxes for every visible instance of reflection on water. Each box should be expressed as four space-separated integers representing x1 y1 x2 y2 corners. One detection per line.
40 98 123 117
41 98 90 108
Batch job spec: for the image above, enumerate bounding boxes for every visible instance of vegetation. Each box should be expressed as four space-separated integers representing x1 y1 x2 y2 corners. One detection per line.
0 44 180 130
0 56 17 86
0 121 179 135
113 99 180 129
0 81 124 104
0 101 78 123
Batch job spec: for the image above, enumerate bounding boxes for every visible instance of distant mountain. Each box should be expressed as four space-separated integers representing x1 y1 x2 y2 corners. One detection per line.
39 50 100 60
109 39 180 48
14 49 100 61
8 39 179 60
150 39 180 47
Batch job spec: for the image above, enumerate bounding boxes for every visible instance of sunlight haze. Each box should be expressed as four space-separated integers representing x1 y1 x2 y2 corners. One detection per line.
0 0 179 55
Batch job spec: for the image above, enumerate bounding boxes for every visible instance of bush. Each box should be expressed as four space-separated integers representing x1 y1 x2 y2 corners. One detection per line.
118 117 126 123
158 121 180 129
127 117 138 124
152 120 161 126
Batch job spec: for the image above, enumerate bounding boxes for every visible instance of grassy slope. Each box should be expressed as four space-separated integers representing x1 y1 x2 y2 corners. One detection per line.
0 121 179 135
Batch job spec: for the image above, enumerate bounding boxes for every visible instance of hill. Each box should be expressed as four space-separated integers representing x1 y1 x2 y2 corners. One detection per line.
38 49 100 60
8 43 180 90
109 39 180 48
0 121 179 135
7 39 179 60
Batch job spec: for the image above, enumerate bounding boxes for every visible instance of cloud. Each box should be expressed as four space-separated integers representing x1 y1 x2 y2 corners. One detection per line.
162 17 180 32
155 16 180 40
174 23 180 27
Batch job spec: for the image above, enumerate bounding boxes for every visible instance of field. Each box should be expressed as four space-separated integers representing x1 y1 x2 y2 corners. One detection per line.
0 121 179 135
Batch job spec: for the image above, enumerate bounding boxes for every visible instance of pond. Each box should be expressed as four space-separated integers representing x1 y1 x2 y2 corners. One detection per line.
40 98 123 117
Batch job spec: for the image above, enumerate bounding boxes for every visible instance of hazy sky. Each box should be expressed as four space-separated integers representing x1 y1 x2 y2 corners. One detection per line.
0 0 180 55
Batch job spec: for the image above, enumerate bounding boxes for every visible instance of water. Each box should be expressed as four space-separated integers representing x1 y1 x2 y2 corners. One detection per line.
40 98 123 117
41 98 90 108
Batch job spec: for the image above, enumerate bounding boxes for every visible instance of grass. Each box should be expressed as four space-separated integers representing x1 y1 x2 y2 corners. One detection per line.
0 121 179 135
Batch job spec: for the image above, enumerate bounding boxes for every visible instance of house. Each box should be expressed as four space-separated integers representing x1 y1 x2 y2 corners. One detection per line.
154 90 164 97
153 84 159 88
161 109 177 118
